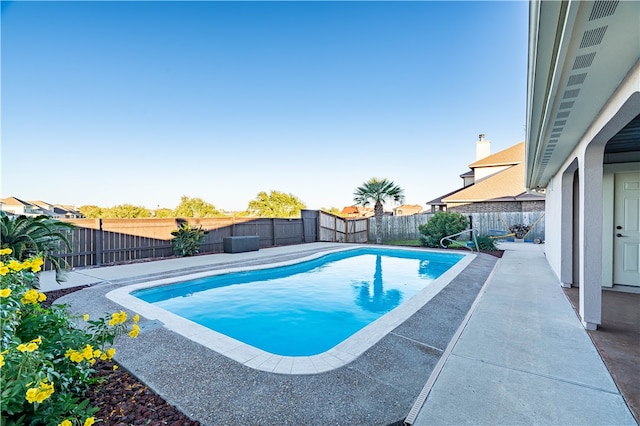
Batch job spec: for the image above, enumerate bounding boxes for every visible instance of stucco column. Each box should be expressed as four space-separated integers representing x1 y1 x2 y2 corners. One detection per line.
560 161 578 287
578 146 604 330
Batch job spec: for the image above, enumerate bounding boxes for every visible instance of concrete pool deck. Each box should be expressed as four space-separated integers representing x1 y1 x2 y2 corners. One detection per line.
40 242 637 425
408 242 636 425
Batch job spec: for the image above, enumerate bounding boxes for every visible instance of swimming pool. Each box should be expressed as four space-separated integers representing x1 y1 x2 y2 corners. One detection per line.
108 245 474 374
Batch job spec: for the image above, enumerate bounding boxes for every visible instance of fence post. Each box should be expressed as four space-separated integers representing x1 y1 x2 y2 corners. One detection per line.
272 218 277 246
95 218 102 267
345 219 349 243
366 217 370 243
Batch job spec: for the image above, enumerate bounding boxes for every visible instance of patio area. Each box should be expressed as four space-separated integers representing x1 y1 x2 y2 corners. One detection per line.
41 242 637 425
45 243 496 425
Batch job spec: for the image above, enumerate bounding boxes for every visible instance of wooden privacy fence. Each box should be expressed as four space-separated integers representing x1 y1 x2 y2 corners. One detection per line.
44 210 545 271
368 213 433 241
48 216 307 270
318 210 369 243
340 211 545 243
467 212 546 242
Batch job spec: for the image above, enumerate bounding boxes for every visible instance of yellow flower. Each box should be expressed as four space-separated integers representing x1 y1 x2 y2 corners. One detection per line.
84 417 96 426
83 314 90 321
0 248 12 255
81 344 94 360
30 336 42 344
129 323 140 338
29 257 44 272
25 342 38 352
108 310 128 326
0 354 4 368
0 266 8 276
58 420 72 426
107 347 116 358
25 380 54 404
21 289 41 304
65 349 84 363
133 314 140 323
17 343 30 352
37 292 46 302
7 260 22 272
112 365 119 371
93 349 102 358
0 288 11 298
105 347 116 360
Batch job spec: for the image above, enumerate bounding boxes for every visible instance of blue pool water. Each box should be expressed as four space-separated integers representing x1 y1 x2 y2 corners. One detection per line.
133 248 463 356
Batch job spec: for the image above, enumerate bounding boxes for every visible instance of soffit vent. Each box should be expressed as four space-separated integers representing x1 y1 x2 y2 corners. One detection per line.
589 0 619 21
580 26 608 48
567 73 587 86
563 88 580 99
556 111 570 119
554 120 567 126
560 101 575 109
573 52 597 69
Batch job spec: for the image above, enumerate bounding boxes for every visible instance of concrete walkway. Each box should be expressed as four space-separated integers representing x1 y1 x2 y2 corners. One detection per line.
408 242 637 425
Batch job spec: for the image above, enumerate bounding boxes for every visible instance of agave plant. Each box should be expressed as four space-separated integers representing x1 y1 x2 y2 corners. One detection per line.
170 221 208 257
0 211 75 283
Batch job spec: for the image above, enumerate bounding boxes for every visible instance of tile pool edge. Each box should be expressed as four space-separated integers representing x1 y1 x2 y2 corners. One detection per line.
107 245 475 375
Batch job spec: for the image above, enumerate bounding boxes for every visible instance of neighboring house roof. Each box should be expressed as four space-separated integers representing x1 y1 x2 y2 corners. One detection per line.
1 196 33 207
341 205 374 217
443 163 536 203
30 200 53 209
427 140 544 207
1 197 83 218
341 206 360 215
29 200 57 215
394 204 423 215
468 141 524 168
426 187 466 206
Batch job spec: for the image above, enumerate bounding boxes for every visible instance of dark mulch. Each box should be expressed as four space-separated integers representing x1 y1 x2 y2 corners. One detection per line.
43 287 201 426
444 248 505 258
481 250 504 258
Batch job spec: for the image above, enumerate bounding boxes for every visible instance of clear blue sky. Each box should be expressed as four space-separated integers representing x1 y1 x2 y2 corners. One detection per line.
1 1 528 212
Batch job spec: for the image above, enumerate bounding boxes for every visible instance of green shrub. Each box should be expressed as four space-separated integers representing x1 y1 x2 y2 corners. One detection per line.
171 222 208 257
474 234 498 251
0 248 140 425
419 212 469 248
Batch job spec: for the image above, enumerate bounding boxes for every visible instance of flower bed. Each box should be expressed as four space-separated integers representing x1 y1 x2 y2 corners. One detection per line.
0 248 183 425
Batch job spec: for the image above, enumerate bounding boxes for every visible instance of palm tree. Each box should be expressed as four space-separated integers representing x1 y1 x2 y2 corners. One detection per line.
0 212 75 283
353 177 405 244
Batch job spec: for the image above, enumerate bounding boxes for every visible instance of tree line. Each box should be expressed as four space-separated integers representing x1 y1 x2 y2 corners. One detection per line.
78 192 314 219
77 177 405 244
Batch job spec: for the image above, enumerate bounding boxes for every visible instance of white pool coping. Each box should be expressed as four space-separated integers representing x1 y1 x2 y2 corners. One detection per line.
107 245 475 375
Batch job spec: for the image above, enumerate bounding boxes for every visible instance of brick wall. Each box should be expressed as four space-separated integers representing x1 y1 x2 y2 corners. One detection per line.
448 201 545 214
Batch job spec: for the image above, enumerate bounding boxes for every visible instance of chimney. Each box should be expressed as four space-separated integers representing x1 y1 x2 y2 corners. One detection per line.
476 133 491 161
